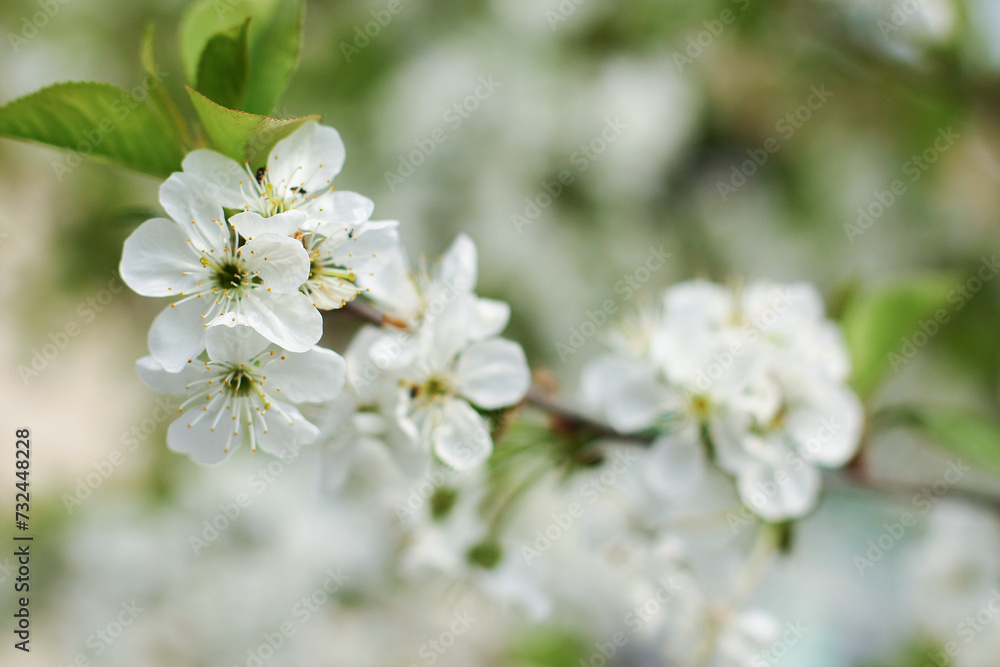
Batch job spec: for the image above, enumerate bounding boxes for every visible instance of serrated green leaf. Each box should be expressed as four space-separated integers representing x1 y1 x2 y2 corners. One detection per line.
0 82 184 178
180 0 304 115
196 18 251 110
186 87 318 165
840 275 956 399
141 23 192 148
913 409 1000 480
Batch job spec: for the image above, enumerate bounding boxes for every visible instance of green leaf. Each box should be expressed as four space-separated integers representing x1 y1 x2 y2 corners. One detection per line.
0 82 184 178
141 24 192 148
186 87 318 165
840 275 955 399
195 18 251 110
180 0 304 115
912 409 1000 480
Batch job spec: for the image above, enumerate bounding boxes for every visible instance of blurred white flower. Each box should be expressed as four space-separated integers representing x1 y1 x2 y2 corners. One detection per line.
137 325 344 464
582 279 862 520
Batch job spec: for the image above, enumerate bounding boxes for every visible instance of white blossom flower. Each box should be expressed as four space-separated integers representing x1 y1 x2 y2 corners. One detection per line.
119 175 322 372
583 279 862 520
180 120 374 225
366 232 509 334
230 209 400 309
391 293 530 470
137 325 345 465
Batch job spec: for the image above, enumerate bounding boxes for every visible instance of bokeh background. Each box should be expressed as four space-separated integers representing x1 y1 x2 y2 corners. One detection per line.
3 0 1000 665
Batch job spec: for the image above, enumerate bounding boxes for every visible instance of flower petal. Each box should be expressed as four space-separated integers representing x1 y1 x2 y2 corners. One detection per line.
204 324 270 363
264 346 346 403
119 218 204 297
242 234 311 291
231 209 306 241
136 355 211 394
167 408 236 465
644 424 705 498
268 121 346 196
181 149 250 209
737 455 820 521
310 190 375 226
581 356 670 432
454 338 530 409
432 398 492 470
254 402 320 459
232 290 322 352
158 173 228 251
434 233 478 293
148 297 210 372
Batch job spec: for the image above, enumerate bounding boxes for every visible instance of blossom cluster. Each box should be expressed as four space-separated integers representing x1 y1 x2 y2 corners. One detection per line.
582 280 864 520
119 121 531 468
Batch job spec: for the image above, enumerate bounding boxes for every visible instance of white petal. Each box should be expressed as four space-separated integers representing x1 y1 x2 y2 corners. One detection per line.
264 346 346 403
253 403 320 459
148 297 210 372
454 338 530 409
158 173 228 251
470 298 511 340
787 382 864 468
737 456 821 521
167 408 235 465
581 357 670 432
434 233 478 292
661 280 730 331
204 324 270 363
181 149 250 209
231 209 306 241
311 190 375 226
119 218 204 297
644 424 705 498
432 398 492 470
242 234 311 291
233 291 322 352
136 355 211 394
268 122 346 196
